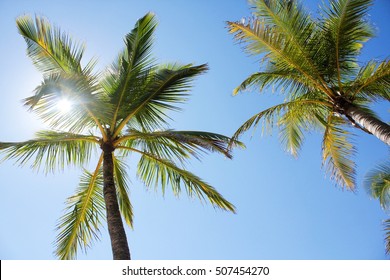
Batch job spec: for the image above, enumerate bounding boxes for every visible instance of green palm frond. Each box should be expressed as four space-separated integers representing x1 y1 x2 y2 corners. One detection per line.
227 5 331 97
321 0 374 84
113 156 133 228
278 103 323 157
365 161 390 210
130 148 235 213
55 155 105 259
231 98 331 144
17 15 111 137
23 72 111 133
349 59 390 101
233 70 313 96
118 130 243 161
123 12 156 72
16 15 85 75
322 115 356 189
117 131 189 163
248 0 325 81
0 130 98 173
109 13 157 130
113 63 209 136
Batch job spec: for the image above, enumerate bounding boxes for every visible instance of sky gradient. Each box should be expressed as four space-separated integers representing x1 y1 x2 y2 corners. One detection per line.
0 0 389 260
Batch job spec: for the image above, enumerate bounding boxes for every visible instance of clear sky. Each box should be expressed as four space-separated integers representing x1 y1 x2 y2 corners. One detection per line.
0 0 389 260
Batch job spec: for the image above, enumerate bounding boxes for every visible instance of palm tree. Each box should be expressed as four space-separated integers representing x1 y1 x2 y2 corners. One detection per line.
0 14 241 260
364 162 390 254
227 0 390 189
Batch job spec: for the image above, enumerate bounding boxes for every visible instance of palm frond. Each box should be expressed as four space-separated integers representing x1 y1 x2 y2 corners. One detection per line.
227 9 331 97
321 0 374 84
112 155 133 228
233 69 312 96
129 148 235 212
349 59 390 101
55 154 105 259
117 129 244 162
0 130 98 173
113 63 208 136
16 15 85 75
364 161 390 210
278 103 322 157
230 98 331 145
23 72 111 133
322 115 356 189
248 0 327 84
109 13 158 130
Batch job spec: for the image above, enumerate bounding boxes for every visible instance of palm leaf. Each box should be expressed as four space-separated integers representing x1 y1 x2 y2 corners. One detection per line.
278 105 316 157
55 154 105 259
0 130 98 173
117 129 243 161
349 59 390 101
230 98 331 144
113 63 208 136
364 161 390 210
128 148 235 212
109 13 158 130
17 15 109 136
232 69 314 96
16 15 85 75
112 156 133 228
248 0 327 86
322 115 356 189
321 0 374 85
23 72 111 133
227 13 332 97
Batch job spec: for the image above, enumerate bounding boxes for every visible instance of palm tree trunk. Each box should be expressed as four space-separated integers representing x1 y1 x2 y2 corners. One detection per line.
102 148 131 260
344 103 390 145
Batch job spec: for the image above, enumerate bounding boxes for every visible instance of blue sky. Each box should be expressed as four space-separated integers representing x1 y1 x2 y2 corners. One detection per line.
0 0 389 260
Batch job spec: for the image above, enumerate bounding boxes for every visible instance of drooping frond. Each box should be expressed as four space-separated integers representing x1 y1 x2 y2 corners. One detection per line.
321 0 374 84
117 129 244 161
55 154 105 259
364 161 390 210
109 13 158 130
0 130 98 173
23 72 111 133
113 63 209 136
128 148 235 212
322 115 356 189
230 98 331 145
112 156 133 228
16 15 85 75
278 101 324 157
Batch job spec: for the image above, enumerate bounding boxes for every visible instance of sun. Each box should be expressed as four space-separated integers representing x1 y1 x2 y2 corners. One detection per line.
56 99 72 113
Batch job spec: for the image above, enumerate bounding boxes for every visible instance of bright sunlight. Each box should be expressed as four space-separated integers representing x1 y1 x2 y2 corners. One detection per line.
56 99 72 113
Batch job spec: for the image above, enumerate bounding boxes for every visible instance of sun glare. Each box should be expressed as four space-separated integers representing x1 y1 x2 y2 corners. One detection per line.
57 99 72 113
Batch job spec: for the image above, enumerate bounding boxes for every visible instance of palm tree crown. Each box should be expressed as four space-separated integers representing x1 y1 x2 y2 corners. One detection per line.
227 0 390 189
0 13 242 259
